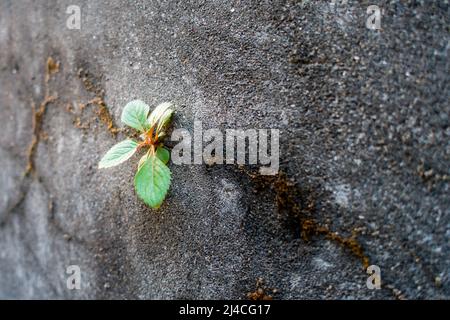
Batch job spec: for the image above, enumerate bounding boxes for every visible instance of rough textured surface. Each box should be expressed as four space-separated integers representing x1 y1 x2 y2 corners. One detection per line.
0 0 449 299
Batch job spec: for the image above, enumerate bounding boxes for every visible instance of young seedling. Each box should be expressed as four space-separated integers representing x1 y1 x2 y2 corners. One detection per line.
98 100 174 208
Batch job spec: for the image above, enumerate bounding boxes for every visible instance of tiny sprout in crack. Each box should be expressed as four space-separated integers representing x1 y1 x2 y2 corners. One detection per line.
99 100 174 208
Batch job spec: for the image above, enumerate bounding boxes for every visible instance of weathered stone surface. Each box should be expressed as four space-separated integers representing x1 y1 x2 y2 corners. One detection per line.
0 1 448 299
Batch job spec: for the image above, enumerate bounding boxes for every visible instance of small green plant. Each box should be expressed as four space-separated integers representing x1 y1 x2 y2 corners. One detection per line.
99 100 174 208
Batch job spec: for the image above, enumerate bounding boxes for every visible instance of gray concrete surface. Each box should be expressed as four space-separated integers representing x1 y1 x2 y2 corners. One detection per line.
0 0 448 299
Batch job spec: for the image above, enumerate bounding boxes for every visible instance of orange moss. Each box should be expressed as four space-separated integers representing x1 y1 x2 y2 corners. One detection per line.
75 68 120 135
302 219 369 269
89 97 120 134
247 278 275 300
241 169 371 270
45 57 59 83
25 57 59 175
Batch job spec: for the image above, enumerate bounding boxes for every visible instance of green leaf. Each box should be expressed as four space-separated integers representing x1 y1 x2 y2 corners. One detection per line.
99 139 139 168
134 155 171 208
138 147 168 170
121 100 150 132
156 109 174 134
156 146 170 164
138 153 148 170
148 102 174 132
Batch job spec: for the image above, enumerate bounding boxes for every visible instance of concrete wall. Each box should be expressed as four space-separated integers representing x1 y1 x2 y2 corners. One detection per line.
0 0 448 299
